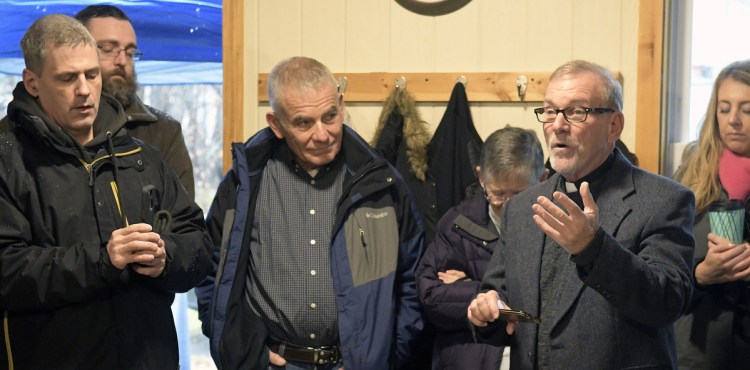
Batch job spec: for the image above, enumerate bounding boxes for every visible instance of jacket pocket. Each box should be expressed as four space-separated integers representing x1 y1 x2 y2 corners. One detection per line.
345 206 398 287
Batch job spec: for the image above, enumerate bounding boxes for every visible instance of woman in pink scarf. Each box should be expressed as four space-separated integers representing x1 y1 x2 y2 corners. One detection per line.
674 60 750 370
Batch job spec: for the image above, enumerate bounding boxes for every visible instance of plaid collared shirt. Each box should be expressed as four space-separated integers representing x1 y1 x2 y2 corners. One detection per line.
245 144 345 347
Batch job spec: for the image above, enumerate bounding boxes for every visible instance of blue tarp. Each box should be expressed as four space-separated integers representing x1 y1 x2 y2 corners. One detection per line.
0 0 222 84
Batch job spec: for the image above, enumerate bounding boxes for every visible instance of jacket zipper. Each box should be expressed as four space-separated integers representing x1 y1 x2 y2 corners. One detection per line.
80 148 140 226
78 148 142 187
452 222 494 247
360 228 368 263
337 161 389 210
3 311 14 370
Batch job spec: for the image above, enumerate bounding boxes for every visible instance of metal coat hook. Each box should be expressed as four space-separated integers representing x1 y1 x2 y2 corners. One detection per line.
457 75 467 86
337 76 348 94
395 76 407 89
516 75 528 99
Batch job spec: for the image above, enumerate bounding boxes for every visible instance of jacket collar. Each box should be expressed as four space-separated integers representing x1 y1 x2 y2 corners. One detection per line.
123 94 157 123
8 82 130 157
235 125 383 177
452 191 497 239
593 148 635 233
539 148 635 244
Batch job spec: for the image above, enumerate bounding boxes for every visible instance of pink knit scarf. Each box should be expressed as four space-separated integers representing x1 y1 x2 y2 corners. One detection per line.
719 146 750 201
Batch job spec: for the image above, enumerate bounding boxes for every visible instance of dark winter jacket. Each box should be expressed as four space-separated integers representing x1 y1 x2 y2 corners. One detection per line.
372 87 437 246
0 82 212 370
417 191 503 370
428 82 483 221
124 95 195 199
195 126 425 370
673 165 750 369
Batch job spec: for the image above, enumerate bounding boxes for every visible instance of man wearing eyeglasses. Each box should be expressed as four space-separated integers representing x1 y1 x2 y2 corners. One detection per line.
75 5 195 199
417 126 547 370
468 60 696 369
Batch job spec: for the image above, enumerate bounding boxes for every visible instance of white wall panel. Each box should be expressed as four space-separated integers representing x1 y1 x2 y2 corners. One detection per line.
258 1 302 71
345 1 391 71
302 0 347 70
390 3 435 71
478 1 529 70
248 0 639 153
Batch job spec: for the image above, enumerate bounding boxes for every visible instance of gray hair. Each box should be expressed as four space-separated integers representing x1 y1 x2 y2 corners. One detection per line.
267 56 338 119
550 60 623 111
21 14 97 75
479 125 545 183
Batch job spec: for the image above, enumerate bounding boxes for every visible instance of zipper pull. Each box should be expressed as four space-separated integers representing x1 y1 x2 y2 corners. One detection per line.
87 164 94 187
360 228 369 262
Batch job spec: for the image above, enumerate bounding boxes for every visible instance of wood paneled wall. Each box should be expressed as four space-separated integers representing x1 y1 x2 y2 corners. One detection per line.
224 0 663 173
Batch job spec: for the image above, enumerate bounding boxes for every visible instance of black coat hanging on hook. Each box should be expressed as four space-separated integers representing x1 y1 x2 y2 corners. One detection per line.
427 82 483 222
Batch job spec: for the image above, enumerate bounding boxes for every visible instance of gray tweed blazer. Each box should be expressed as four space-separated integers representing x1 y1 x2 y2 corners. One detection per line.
478 150 695 370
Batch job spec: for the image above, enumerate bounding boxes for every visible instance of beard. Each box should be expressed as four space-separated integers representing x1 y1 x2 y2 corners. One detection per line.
102 67 139 109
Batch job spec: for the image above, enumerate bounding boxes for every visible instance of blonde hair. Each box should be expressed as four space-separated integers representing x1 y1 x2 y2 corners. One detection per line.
678 60 750 214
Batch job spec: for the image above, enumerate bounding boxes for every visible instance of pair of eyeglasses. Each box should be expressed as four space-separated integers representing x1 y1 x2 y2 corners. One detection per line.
533 106 614 123
482 186 518 205
97 42 143 61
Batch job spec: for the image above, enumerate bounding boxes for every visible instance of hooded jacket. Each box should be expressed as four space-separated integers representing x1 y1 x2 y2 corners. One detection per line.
195 126 425 370
124 94 195 199
372 87 436 246
0 82 212 370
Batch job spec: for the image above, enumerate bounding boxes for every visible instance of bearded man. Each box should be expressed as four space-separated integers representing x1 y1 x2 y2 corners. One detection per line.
75 5 195 199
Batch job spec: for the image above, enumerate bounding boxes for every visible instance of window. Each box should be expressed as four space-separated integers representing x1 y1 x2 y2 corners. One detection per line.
665 0 750 175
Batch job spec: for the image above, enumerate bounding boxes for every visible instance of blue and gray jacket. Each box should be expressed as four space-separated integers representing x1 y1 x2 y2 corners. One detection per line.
196 126 425 370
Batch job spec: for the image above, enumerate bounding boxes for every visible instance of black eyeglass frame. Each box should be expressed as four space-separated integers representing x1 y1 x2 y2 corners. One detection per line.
533 106 615 124
97 43 143 61
481 184 517 205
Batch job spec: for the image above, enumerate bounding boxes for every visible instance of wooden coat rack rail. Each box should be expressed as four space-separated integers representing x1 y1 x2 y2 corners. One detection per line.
257 72 552 103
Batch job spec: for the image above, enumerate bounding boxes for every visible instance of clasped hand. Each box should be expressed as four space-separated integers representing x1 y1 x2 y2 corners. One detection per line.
695 233 750 285
107 223 166 277
438 269 467 284
532 181 599 254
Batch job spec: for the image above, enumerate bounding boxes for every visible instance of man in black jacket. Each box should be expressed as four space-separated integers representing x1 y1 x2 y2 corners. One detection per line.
0 14 211 369
75 5 195 199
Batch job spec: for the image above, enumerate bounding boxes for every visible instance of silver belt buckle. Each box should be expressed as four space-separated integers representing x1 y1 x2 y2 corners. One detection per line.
313 346 339 365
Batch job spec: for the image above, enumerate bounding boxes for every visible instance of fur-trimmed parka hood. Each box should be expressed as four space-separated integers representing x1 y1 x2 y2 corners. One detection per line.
371 87 431 181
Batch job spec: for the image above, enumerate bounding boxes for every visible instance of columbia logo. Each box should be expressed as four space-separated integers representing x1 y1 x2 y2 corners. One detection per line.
366 211 388 219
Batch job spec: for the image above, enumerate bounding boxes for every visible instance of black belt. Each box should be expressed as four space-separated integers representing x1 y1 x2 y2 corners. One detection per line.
269 343 341 365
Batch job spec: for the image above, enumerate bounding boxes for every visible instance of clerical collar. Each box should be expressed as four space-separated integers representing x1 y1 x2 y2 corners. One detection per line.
558 151 616 195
